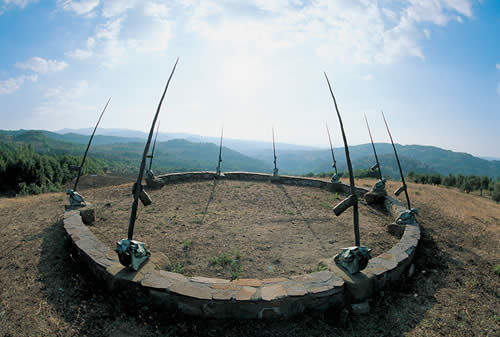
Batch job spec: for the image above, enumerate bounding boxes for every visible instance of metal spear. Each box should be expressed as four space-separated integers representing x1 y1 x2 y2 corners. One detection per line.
73 97 111 192
363 114 383 181
272 126 278 176
381 111 411 210
147 120 161 172
216 126 223 175
325 122 338 176
324 73 360 246
128 58 179 240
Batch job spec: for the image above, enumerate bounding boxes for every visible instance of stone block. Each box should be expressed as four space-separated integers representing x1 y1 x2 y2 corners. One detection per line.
388 223 405 237
261 284 287 301
233 278 262 287
235 286 257 301
80 207 95 225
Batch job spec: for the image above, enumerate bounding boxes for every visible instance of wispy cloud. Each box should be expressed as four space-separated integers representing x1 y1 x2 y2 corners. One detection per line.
1 0 38 14
180 0 474 65
66 48 93 60
496 63 500 70
361 74 374 81
37 80 91 115
15 57 68 74
57 0 99 16
101 0 137 18
0 74 37 95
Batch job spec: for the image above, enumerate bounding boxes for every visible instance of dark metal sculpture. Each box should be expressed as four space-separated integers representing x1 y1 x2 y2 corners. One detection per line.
272 126 279 177
364 114 383 181
67 97 111 207
381 111 418 223
325 123 340 183
146 119 161 181
381 111 410 208
216 126 223 176
324 73 371 273
116 58 179 271
363 114 387 204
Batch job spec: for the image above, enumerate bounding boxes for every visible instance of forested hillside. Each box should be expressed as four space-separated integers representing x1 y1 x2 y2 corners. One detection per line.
1 129 498 196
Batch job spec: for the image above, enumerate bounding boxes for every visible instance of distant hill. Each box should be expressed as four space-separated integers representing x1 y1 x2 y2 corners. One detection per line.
249 143 500 178
0 130 270 175
56 127 321 154
2 129 499 179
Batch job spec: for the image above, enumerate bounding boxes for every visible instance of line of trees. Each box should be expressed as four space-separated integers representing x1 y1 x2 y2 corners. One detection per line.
0 144 108 196
302 170 500 203
406 172 500 202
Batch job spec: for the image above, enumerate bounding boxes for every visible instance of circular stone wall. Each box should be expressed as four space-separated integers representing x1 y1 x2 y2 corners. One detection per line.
63 172 420 319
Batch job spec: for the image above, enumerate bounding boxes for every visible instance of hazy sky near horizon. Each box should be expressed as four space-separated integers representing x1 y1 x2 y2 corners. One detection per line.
1 0 499 157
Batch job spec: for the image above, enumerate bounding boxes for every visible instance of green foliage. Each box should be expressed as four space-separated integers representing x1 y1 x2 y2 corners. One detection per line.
408 171 500 200
167 263 184 274
493 264 500 276
0 144 107 196
317 261 328 271
183 240 192 251
210 250 242 280
493 182 500 203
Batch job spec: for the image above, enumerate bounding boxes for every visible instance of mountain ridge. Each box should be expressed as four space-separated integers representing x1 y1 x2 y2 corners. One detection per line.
2 129 499 179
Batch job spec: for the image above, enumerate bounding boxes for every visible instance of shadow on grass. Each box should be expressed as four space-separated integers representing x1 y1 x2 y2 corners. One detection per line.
274 183 329 253
199 179 218 227
36 208 453 337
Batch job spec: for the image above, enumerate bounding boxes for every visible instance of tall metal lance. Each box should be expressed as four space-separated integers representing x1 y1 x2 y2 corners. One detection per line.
364 114 383 181
381 111 411 210
73 97 111 192
128 58 179 241
324 73 360 246
325 122 339 178
147 120 161 172
216 126 223 175
272 126 278 176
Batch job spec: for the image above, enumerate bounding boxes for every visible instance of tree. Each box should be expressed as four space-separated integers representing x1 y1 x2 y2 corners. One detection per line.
480 176 490 196
431 174 442 185
443 173 456 187
493 181 500 203
461 180 472 194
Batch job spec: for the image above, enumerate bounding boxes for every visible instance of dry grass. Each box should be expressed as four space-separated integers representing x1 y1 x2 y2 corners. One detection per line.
0 176 498 336
89 179 396 279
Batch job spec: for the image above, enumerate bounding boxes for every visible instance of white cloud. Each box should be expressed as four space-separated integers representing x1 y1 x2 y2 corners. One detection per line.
45 87 61 97
181 0 474 65
101 0 138 17
95 17 123 40
37 80 90 115
0 74 37 95
66 48 93 60
86 37 95 48
144 1 169 18
58 0 100 15
15 57 68 74
424 29 431 39
496 64 500 70
2 0 37 9
0 0 38 14
361 74 374 81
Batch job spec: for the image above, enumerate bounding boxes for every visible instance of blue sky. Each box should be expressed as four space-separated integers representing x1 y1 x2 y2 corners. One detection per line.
0 0 499 157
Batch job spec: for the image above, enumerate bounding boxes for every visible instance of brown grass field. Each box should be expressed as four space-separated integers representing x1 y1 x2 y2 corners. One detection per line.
89 180 396 279
0 176 498 336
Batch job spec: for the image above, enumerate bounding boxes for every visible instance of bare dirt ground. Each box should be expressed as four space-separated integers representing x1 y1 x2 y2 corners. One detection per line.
89 180 396 279
0 177 498 336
